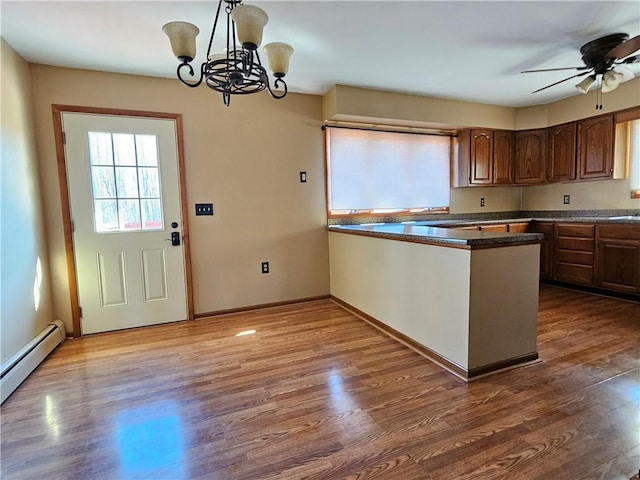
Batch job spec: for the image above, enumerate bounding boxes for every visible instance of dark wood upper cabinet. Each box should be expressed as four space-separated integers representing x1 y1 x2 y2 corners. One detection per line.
548 122 577 182
455 129 514 186
470 129 493 184
454 108 623 188
577 114 614 180
493 130 514 184
515 129 546 184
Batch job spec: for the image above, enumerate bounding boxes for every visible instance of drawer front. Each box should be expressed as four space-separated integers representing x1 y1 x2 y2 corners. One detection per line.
556 223 595 238
531 222 554 235
508 222 529 233
556 237 595 252
479 224 508 232
597 224 640 240
555 263 593 285
555 250 594 266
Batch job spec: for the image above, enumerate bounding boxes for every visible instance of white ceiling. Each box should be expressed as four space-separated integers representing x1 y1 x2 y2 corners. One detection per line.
1 1 639 108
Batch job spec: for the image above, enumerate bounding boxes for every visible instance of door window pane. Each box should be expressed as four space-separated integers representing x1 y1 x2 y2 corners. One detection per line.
88 132 114 166
94 200 118 231
118 199 141 230
113 133 137 166
136 135 159 166
141 199 163 229
116 167 139 198
138 168 160 198
89 132 164 232
91 166 116 198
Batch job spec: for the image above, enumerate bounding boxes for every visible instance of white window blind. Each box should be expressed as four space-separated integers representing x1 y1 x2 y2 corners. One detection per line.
326 127 451 214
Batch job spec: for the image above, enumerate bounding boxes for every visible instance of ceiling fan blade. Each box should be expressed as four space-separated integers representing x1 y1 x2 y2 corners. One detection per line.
531 71 592 94
615 55 639 65
522 66 589 73
606 34 640 60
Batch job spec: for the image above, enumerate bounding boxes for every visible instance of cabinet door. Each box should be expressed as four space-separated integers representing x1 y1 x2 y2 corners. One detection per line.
596 241 640 293
470 129 493 184
548 122 577 182
515 129 546 184
578 114 614 180
455 129 471 187
493 130 514 184
530 222 554 279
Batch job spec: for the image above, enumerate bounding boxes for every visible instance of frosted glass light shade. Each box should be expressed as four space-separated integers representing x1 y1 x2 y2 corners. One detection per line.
601 70 624 93
162 21 200 61
231 5 268 50
575 75 595 94
263 42 294 76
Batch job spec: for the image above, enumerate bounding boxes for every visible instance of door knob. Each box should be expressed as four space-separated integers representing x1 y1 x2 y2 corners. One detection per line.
164 232 181 246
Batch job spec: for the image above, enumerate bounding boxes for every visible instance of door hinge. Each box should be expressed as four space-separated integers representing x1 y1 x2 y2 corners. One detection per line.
78 306 83 318
71 220 75 232
62 131 66 144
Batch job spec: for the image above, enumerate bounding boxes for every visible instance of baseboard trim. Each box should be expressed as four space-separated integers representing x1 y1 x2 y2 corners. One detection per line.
195 295 331 319
467 353 540 379
330 295 539 382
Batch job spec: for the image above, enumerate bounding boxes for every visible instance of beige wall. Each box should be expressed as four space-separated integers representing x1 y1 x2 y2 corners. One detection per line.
29 64 329 332
329 232 540 372
450 186 521 214
1 40 54 364
516 77 640 129
329 232 471 367
324 81 640 213
324 85 516 130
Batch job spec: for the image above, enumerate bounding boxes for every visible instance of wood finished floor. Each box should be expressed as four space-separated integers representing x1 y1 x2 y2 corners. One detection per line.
1 284 639 480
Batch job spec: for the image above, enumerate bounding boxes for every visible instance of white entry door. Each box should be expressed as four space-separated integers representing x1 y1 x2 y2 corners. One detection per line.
63 113 187 334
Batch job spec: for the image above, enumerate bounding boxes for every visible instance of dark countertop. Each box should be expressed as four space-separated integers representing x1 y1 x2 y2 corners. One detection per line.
327 210 640 226
328 214 639 248
328 224 544 248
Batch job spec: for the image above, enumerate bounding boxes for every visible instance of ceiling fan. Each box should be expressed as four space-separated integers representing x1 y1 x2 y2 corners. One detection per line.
522 33 640 107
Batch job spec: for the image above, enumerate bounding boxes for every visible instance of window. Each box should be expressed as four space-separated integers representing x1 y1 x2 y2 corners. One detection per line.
88 132 164 232
325 127 451 217
629 120 640 198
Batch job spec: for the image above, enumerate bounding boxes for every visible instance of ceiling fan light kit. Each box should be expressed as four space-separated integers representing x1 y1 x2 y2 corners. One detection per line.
523 32 640 108
601 70 624 93
575 75 595 94
163 0 293 107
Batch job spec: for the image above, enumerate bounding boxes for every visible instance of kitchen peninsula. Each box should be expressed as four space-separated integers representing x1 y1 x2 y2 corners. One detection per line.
328 224 543 381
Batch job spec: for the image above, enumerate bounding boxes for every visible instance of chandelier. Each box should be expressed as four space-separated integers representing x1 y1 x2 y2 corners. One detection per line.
163 0 293 106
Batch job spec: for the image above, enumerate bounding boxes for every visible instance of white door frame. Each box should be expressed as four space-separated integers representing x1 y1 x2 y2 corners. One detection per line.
52 105 194 337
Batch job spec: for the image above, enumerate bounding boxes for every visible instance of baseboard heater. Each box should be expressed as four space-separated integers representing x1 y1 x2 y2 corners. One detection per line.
1 320 66 404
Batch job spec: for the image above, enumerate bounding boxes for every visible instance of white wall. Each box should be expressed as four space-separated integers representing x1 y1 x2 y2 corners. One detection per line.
1 39 54 365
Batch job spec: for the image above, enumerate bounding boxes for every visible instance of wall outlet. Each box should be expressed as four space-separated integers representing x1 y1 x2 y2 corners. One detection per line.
563 194 570 205
300 171 307 183
195 203 214 215
261 262 269 274
480 197 485 207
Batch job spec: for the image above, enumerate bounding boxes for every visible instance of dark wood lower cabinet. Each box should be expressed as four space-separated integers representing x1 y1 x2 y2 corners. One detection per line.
595 225 640 294
553 223 595 286
529 221 554 279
